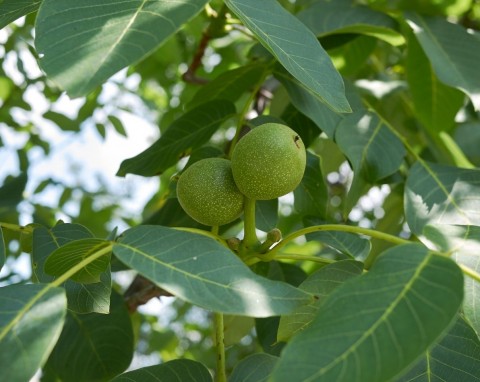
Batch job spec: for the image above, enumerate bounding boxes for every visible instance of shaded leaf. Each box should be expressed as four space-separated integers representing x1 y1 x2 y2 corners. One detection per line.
112 359 212 382
224 0 350 113
335 110 406 183
0 173 28 219
328 35 377 77
143 198 208 229
298 0 404 46
44 238 111 284
304 218 371 260
224 315 255 346
455 122 480 166
189 63 267 109
256 199 278 232
117 100 235 177
0 227 4 271
406 13 480 110
255 316 284 356
280 104 320 147
32 224 111 314
0 0 42 30
44 292 133 382
422 224 480 336
108 115 127 137
43 110 79 131
395 316 480 381
229 353 278 382
278 260 363 342
271 244 464 382
275 69 341 138
405 161 480 236
0 284 66 382
35 0 209 97
113 226 311 317
406 28 464 134
294 152 328 219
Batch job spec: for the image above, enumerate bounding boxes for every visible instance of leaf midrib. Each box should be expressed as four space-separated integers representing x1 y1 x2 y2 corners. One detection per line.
307 252 432 380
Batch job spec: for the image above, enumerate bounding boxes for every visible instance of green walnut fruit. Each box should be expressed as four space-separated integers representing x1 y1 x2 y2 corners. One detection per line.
231 123 306 200
176 158 244 226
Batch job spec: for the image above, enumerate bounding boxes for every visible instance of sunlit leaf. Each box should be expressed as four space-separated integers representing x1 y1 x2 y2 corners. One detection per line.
44 292 133 382
0 284 66 382
328 36 377 76
395 316 480 381
112 359 212 382
278 260 363 342
298 0 404 46
113 225 312 317
117 100 235 177
224 0 351 113
230 353 278 382
271 244 463 382
44 238 111 284
35 0 209 97
405 161 480 236
32 224 111 314
406 13 480 110
0 0 42 30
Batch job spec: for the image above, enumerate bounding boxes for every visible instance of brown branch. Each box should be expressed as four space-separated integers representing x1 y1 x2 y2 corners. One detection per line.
124 274 172 313
182 31 210 85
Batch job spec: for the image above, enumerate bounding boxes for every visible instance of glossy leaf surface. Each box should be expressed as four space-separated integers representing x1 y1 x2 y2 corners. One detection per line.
113 226 311 317
271 244 463 382
0 284 66 382
225 0 350 113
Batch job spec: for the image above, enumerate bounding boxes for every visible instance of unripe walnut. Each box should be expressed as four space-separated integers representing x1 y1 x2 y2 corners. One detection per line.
176 158 244 226
231 123 306 200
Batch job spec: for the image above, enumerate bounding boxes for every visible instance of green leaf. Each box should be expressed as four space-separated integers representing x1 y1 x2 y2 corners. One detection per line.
43 110 80 132
278 260 363 342
294 152 328 219
224 0 351 113
255 316 284 356
0 0 42 30
335 110 406 183
224 314 255 346
304 217 371 260
297 0 405 46
35 0 209 97
406 13 480 110
32 224 112 314
405 161 480 236
113 225 311 317
328 35 377 77
256 199 278 232
0 284 67 382
280 104 321 147
112 359 212 382
117 100 236 177
44 291 133 382
271 244 464 382
275 70 341 138
230 353 278 382
422 224 480 336
108 115 127 137
395 316 480 381
455 122 480 166
0 227 5 271
0 173 28 219
188 63 267 109
406 28 464 134
44 238 111 284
